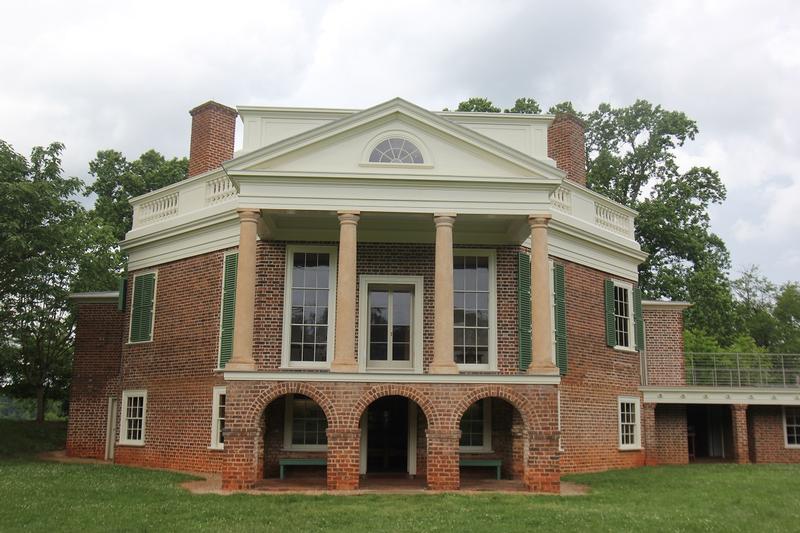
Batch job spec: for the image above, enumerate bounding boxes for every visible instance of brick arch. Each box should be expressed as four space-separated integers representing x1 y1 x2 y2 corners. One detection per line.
452 386 533 431
243 382 339 430
349 384 438 428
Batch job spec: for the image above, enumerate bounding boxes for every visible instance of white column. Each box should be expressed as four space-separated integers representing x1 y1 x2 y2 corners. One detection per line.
227 208 260 371
430 213 459 374
529 214 557 374
331 211 360 372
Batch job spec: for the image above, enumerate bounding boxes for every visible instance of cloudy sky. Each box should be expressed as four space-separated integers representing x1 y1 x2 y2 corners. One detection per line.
2 0 798 283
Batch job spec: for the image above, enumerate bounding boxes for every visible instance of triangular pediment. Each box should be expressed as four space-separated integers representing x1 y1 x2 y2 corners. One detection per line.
224 98 565 182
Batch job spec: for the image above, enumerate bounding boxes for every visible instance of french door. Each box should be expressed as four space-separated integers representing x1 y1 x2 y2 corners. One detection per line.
367 285 413 369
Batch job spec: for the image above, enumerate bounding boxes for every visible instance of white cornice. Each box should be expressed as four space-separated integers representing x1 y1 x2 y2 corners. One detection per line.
223 370 561 385
641 386 800 405
69 291 119 303
642 300 692 310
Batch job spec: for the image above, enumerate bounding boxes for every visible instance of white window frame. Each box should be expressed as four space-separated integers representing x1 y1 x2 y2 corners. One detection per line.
119 389 147 446
358 275 424 373
281 245 338 369
550 260 557 366
459 398 493 453
216 250 238 369
618 396 642 451
612 280 636 352
359 130 434 169
283 394 328 452
453 249 497 372
785 406 800 449
128 270 158 344
210 386 226 450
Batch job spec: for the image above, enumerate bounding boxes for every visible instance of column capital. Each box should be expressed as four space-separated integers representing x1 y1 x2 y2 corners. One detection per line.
337 211 361 225
237 208 261 223
433 213 457 227
527 213 552 228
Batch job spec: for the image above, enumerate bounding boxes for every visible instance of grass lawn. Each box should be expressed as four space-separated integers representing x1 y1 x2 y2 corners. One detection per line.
1 420 799 532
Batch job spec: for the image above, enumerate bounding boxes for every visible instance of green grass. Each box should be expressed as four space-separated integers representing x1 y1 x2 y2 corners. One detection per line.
1 420 799 532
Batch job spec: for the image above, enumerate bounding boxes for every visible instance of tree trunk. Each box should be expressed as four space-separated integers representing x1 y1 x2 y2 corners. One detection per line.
35 387 46 424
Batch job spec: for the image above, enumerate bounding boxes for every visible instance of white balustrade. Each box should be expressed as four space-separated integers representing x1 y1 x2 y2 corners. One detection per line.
135 192 179 227
594 202 634 238
205 175 236 205
550 186 572 214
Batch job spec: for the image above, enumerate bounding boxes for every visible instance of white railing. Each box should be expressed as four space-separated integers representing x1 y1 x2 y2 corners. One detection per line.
135 192 179 227
686 352 800 388
550 186 572 214
594 202 634 238
205 175 236 205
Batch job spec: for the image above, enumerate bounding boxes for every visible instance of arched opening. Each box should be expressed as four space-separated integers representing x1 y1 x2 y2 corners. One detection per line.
359 395 428 488
457 397 527 490
261 393 329 489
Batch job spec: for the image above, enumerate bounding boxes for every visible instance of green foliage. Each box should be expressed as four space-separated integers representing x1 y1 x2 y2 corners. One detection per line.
86 149 188 241
504 97 541 114
0 395 65 421
774 283 800 352
456 97 500 113
548 101 583 118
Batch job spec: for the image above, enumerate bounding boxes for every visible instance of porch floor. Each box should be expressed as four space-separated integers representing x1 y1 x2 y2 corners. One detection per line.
253 472 528 492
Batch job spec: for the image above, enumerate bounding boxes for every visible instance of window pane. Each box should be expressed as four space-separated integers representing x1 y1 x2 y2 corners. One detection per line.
289 252 330 362
460 401 485 447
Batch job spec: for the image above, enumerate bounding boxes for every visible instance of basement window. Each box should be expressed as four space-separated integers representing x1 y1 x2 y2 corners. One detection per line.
120 390 147 446
210 387 226 450
786 407 800 448
618 397 641 450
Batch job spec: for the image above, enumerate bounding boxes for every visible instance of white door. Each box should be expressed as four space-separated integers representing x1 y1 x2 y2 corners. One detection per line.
105 397 118 460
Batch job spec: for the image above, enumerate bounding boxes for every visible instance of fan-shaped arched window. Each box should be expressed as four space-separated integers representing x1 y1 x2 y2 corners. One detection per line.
368 138 424 164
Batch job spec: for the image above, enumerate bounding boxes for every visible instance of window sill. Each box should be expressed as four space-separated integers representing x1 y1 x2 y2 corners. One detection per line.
618 446 643 452
457 364 494 372
459 448 493 454
117 441 145 447
126 339 153 346
208 445 224 451
785 444 800 449
613 345 638 354
282 446 328 452
279 364 331 371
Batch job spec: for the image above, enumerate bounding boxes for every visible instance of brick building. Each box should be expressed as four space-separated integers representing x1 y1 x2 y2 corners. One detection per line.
67 98 800 491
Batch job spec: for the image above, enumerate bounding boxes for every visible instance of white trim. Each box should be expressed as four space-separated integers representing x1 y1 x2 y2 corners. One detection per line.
612 280 635 352
549 259 557 366
459 398 493 453
360 129 434 168
281 245 338 369
641 300 692 310
641 387 800 406
283 394 328 452
359 412 367 475
217 250 238 369
69 291 119 303
618 396 642 451
127 270 158 344
557 389 564 452
224 370 561 385
105 397 118 460
119 389 147 446
407 399 418 475
784 406 800 449
453 248 497 372
209 386 226 450
358 275 424 374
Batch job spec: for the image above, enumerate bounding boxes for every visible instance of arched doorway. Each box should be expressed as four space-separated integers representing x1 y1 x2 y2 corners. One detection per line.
358 395 428 486
457 396 526 489
262 393 329 488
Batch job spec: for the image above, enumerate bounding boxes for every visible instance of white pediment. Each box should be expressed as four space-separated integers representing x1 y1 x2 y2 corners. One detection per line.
225 98 564 183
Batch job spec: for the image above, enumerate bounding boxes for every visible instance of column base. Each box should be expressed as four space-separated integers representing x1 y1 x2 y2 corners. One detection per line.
527 365 560 376
224 360 256 371
330 361 358 373
428 362 459 375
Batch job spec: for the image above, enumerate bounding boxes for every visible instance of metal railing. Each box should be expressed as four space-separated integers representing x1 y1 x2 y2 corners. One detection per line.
685 352 800 388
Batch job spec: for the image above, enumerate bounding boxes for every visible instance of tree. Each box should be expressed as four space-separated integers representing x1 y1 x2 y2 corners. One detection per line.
774 283 800 353
0 141 86 422
86 149 188 241
731 266 779 349
456 97 500 113
505 97 541 114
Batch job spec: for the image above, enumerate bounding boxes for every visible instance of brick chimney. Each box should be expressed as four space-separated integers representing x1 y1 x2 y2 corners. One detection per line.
547 113 587 186
187 101 238 178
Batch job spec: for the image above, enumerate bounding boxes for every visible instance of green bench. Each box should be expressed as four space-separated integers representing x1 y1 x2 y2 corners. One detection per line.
279 458 327 480
460 458 502 480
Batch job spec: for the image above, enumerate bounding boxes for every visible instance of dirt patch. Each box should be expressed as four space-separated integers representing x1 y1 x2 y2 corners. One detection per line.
560 481 591 496
38 449 109 465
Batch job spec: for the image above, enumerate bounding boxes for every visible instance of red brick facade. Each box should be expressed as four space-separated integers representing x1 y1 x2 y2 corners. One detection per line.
547 114 587 186
748 406 800 463
643 305 686 386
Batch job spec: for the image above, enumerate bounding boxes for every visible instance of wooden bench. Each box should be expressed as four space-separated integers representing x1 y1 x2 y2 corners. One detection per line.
460 458 502 480
279 458 327 480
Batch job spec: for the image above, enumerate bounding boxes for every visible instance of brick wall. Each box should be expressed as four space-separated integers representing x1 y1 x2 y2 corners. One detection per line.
643 305 686 386
749 406 800 463
652 404 688 464
66 302 124 459
558 261 646 473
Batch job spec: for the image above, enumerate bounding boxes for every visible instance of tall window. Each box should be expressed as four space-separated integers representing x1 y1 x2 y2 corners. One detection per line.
613 283 634 349
120 390 147 445
129 272 157 343
285 395 328 450
367 286 413 365
284 247 337 366
459 399 491 451
618 397 641 450
210 387 226 450
369 138 424 164
454 254 491 366
786 407 800 447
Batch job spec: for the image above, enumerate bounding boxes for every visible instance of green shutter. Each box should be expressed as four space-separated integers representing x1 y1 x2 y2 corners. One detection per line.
218 253 238 368
633 286 645 351
604 279 616 347
117 277 127 311
553 264 568 375
517 253 532 371
130 273 156 342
